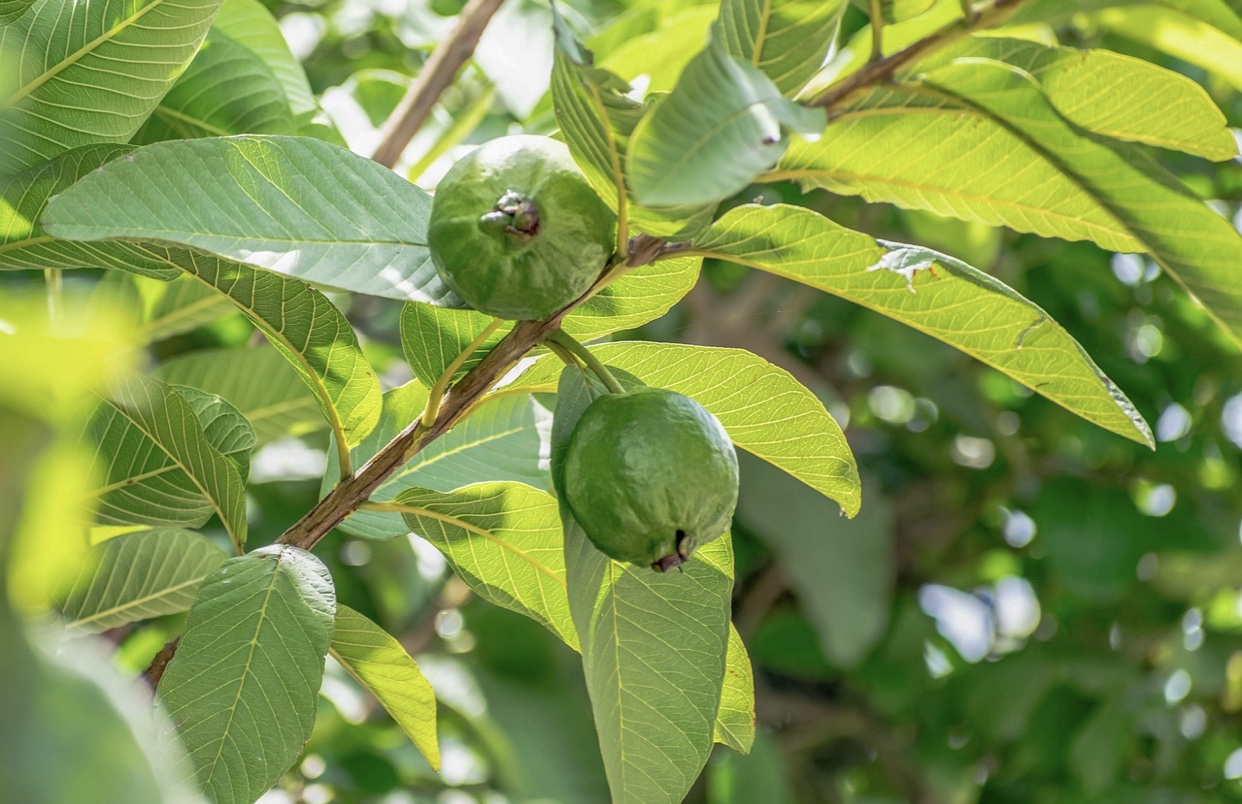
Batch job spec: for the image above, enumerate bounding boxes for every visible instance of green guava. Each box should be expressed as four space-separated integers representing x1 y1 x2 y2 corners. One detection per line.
561 387 739 571
428 135 617 321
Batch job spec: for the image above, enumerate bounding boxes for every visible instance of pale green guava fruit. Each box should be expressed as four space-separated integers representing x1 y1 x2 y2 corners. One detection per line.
428 135 616 321
561 387 739 571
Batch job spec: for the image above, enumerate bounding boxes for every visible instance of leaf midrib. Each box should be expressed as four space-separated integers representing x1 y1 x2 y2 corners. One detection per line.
67 573 210 630
202 554 284 790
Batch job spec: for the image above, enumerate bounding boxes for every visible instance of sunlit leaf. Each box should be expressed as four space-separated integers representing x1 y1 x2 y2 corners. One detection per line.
685 203 1154 446
330 605 440 771
718 0 846 95
0 0 223 174
715 625 756 753
209 0 316 120
335 384 550 540
395 482 578 649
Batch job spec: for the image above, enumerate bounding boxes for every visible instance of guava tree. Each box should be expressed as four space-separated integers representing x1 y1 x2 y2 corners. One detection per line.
1 0 1239 802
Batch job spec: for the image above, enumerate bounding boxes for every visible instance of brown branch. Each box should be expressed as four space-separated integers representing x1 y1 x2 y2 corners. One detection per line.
143 636 180 690
808 0 1032 112
370 0 507 168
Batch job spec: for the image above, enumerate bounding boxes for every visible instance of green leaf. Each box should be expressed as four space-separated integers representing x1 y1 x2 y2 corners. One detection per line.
686 203 1154 446
628 33 827 207
397 254 702 386
715 625 756 753
42 136 458 304
551 12 716 239
57 528 228 634
394 482 578 649
920 58 1242 346
91 373 250 552
850 0 937 23
718 0 846 95
774 85 1139 254
926 37 1237 160
551 367 731 804
136 274 241 344
0 1 32 24
401 304 503 386
156 347 326 444
333 385 552 540
134 26 294 143
1093 4 1242 92
156 545 336 804
329 605 441 770
148 248 382 460
209 0 316 121
0 145 179 278
504 340 862 516
0 0 223 175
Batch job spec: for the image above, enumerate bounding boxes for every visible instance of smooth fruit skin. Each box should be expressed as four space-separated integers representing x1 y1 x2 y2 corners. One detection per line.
428 135 616 320
562 388 739 571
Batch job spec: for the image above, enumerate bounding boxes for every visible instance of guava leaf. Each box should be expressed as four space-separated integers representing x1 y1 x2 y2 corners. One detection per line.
921 59 1242 346
715 625 756 753
330 605 440 771
57 528 228 635
209 0 316 121
135 25 294 143
137 274 241 343
395 482 578 649
156 546 336 804
718 0 846 96
41 136 459 304
401 305 505 386
551 11 716 239
0 0 222 175
332 385 551 540
551 367 732 804
687 203 1154 447
505 341 861 517
144 248 381 459
0 145 179 278
920 38 1237 160
627 31 826 207
156 347 325 444
88 376 252 552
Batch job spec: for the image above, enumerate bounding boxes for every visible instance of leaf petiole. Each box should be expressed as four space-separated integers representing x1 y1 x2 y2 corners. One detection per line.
546 328 625 394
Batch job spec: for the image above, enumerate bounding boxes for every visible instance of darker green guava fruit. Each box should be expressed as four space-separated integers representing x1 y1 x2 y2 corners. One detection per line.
428 135 617 321
561 387 739 571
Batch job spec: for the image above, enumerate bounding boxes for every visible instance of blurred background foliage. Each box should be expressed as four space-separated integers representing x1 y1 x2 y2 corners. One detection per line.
5 0 1242 801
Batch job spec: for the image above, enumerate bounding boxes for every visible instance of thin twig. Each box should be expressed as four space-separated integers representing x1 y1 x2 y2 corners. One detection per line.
869 0 885 61
807 0 1031 112
370 0 507 168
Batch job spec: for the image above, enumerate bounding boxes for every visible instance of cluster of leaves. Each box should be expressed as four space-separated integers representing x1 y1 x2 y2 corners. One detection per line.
2 0 1241 802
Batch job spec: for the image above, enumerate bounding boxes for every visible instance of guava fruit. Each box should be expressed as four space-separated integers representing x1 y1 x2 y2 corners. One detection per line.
428 135 617 321
561 387 739 571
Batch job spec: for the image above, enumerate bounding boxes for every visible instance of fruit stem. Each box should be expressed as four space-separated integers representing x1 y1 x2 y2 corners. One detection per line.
422 318 505 427
546 329 626 394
